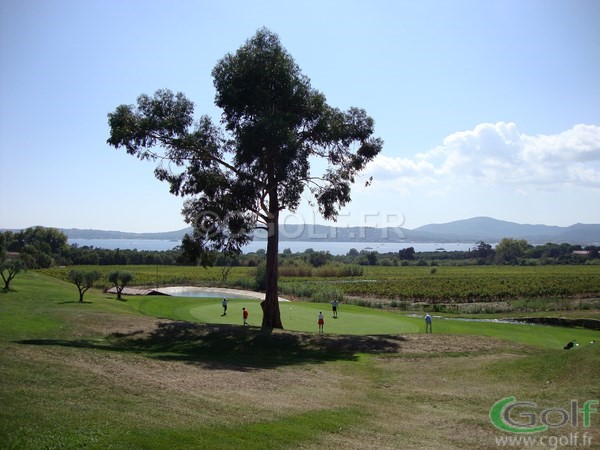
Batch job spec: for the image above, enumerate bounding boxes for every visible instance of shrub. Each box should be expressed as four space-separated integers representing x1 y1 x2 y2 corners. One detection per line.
311 286 344 303
254 263 267 291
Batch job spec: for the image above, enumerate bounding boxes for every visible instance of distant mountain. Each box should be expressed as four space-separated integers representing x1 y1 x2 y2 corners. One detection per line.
409 217 567 243
266 217 600 244
554 223 600 244
60 227 193 241
408 217 600 244
9 217 598 245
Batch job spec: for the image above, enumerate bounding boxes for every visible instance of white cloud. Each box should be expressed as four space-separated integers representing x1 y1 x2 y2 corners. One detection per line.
368 122 600 192
522 124 600 164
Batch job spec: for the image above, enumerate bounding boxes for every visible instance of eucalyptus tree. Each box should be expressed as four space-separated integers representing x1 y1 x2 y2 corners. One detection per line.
107 28 382 329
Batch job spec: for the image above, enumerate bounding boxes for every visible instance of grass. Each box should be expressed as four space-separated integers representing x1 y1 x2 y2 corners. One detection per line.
125 296 420 335
406 315 598 349
1 272 599 449
122 294 597 349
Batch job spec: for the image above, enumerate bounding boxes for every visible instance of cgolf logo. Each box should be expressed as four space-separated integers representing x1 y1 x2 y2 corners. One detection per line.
490 396 598 434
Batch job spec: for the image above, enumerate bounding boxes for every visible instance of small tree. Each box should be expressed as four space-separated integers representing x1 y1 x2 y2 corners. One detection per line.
218 254 235 284
0 258 27 290
474 241 494 259
398 247 415 260
108 271 133 300
68 269 101 302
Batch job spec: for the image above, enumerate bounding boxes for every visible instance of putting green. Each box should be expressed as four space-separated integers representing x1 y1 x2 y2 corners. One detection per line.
186 298 419 334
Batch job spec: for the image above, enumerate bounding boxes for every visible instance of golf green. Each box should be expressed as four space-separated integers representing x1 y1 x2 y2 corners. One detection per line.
179 297 419 334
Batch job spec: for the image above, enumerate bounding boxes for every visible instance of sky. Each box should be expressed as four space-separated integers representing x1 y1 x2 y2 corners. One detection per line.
1 0 599 233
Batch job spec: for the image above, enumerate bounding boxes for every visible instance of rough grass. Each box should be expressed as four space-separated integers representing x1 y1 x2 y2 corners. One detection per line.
1 272 599 449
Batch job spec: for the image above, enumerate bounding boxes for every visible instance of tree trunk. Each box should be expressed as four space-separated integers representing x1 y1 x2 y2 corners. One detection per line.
261 195 283 330
2 272 13 290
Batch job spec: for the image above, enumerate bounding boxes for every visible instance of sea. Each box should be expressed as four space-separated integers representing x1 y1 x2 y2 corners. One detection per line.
68 238 476 255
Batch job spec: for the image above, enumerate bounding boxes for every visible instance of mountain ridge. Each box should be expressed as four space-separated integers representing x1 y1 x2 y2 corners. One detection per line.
37 216 600 245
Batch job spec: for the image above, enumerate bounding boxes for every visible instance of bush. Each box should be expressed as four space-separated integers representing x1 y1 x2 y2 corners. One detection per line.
254 263 267 291
311 286 344 303
279 282 317 298
278 263 364 278
279 263 313 277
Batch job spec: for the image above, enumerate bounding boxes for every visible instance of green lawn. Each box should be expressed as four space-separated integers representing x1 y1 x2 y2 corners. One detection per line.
1 272 598 449
124 293 597 349
126 296 420 334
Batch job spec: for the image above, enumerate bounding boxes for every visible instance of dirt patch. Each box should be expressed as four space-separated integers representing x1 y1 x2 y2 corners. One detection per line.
9 338 358 419
66 311 161 339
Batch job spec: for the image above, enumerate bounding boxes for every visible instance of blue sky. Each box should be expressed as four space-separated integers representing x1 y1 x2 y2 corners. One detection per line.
1 0 599 233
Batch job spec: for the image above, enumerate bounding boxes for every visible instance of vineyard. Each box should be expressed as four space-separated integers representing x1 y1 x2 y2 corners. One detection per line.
40 264 600 304
336 265 600 302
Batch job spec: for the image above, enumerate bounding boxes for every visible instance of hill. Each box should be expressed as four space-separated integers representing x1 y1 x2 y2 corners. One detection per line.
408 217 564 242
61 227 190 240
409 217 600 244
5 217 599 245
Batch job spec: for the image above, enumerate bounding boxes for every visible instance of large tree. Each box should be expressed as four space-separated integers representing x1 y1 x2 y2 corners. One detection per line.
495 238 530 264
107 28 383 330
2 227 69 268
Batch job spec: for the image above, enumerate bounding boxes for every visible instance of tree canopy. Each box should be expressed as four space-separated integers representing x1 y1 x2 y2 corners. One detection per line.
107 28 383 329
108 270 133 300
68 269 101 302
495 238 531 264
2 227 69 268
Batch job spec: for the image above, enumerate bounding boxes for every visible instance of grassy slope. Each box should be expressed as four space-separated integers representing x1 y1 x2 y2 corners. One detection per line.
1 272 598 449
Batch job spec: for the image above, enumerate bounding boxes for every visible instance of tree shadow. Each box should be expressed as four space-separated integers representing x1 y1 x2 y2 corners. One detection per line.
16 321 407 370
57 300 93 304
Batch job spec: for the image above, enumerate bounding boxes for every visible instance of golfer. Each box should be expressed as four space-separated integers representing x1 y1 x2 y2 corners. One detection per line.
318 311 324 333
222 298 228 316
243 307 249 326
425 313 432 333
331 299 339 318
